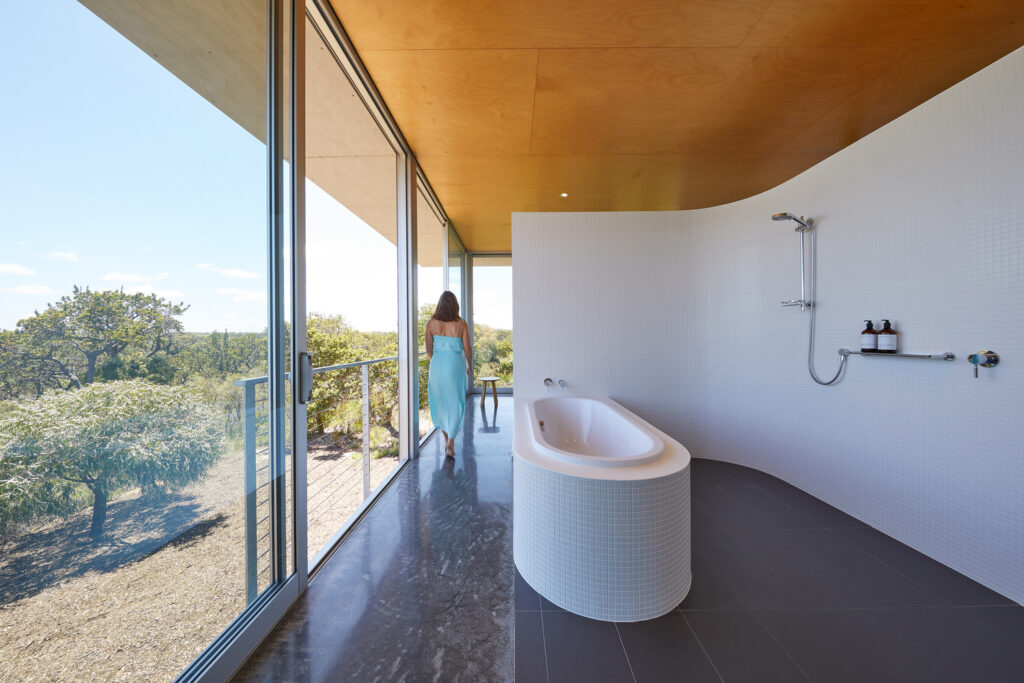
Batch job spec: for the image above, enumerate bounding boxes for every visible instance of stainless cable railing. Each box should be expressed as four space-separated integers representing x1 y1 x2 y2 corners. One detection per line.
235 352 426 601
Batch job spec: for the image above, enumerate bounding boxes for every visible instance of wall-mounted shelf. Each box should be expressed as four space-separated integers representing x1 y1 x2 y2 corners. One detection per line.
839 349 955 361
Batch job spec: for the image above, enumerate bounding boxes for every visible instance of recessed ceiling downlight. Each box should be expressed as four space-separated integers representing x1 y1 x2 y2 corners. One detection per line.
560 192 568 197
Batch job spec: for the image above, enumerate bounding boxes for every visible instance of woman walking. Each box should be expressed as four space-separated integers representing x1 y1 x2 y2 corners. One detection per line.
425 291 472 457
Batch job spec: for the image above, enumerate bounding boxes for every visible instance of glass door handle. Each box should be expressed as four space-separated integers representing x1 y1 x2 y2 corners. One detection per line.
299 351 314 403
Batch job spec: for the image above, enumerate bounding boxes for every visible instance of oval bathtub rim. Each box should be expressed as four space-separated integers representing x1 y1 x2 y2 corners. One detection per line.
514 395 691 481
527 395 664 467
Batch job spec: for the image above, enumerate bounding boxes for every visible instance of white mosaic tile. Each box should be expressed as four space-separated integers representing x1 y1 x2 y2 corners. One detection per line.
513 47 1024 605
513 457 691 622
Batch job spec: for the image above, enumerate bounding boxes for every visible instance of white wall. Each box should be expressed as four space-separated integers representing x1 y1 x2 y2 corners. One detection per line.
512 47 1024 603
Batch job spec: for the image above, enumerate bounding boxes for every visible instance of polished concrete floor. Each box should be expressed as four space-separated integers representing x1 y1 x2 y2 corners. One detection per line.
235 398 515 682
237 397 1024 682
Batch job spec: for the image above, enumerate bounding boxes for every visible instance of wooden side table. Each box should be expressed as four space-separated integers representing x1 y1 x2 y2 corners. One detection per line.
479 376 499 407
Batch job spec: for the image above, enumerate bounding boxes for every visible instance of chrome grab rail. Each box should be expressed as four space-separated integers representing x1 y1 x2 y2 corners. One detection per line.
839 349 956 361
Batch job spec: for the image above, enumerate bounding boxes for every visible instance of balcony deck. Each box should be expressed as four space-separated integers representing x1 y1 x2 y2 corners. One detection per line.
236 397 1024 682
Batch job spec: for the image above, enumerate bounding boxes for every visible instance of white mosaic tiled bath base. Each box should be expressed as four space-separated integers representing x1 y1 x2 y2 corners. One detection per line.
513 457 691 622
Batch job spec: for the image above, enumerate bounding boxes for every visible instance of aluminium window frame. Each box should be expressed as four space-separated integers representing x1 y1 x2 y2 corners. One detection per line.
413 173 449 446
178 0 469 680
178 0 303 679
447 223 468 305
466 252 514 395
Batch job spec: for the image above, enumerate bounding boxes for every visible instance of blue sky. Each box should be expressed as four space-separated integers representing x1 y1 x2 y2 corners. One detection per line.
0 1 510 333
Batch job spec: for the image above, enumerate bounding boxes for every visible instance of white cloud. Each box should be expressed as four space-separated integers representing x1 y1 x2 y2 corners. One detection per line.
3 284 56 295
197 263 260 280
102 271 170 283
17 241 29 246
43 251 80 263
124 284 185 299
0 263 36 275
218 287 266 303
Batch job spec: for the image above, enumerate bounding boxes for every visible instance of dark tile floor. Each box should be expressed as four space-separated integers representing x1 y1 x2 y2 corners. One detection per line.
518 457 1024 683
236 396 1024 682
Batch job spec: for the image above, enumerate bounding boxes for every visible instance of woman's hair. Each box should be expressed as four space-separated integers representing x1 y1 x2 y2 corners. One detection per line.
432 290 460 322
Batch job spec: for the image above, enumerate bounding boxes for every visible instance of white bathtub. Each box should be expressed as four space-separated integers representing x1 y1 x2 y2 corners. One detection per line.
528 396 663 466
514 395 691 622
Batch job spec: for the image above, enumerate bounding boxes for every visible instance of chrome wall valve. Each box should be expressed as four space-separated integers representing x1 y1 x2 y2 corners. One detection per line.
968 350 999 378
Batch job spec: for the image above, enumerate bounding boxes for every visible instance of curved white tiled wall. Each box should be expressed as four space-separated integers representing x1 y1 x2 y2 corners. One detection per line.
512 47 1024 605
513 458 691 622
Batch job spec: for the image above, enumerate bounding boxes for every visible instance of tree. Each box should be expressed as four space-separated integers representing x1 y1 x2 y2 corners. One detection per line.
2 287 188 397
0 380 223 540
0 327 84 397
0 452 77 543
171 330 267 382
301 313 408 446
472 323 513 384
306 313 361 435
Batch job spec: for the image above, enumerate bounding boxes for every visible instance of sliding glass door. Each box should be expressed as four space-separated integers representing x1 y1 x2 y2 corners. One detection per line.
469 255 514 390
447 227 468 320
0 0 463 678
0 1 295 680
416 185 448 438
301 7 406 569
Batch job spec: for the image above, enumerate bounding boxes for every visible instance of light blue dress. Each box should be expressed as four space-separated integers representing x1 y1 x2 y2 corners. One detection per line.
428 334 467 437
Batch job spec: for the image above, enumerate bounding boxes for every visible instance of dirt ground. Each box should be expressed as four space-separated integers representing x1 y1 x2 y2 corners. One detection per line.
0 441 400 682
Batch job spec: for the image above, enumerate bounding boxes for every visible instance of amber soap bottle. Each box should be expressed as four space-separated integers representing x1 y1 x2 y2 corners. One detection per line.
860 320 878 353
877 319 898 353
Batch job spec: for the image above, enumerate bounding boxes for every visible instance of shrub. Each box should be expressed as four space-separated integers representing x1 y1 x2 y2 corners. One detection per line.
0 380 223 540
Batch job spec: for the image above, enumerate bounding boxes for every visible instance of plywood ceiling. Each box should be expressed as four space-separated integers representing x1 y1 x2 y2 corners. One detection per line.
80 1 451 266
329 0 1024 251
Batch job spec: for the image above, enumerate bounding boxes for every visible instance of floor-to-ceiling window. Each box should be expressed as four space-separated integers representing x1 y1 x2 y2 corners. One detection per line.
0 1 294 679
302 10 405 568
447 227 467 319
416 185 448 438
1 0 456 677
470 255 514 390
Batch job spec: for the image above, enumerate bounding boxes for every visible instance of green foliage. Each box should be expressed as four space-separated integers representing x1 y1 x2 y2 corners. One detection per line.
0 287 188 397
417 305 434 410
172 330 267 382
305 313 401 447
473 324 513 384
307 314 362 434
0 459 77 544
0 281 516 543
0 380 223 540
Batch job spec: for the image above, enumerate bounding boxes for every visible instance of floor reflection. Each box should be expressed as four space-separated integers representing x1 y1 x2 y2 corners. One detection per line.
478 402 501 434
235 396 516 682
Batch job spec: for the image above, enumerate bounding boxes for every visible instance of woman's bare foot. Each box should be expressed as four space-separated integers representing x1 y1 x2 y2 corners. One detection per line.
445 438 455 457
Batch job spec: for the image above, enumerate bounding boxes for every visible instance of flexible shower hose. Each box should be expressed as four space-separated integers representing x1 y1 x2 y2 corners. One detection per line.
806 228 847 386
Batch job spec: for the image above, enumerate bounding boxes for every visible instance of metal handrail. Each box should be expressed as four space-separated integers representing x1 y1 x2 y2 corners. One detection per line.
233 354 401 388
236 352 425 602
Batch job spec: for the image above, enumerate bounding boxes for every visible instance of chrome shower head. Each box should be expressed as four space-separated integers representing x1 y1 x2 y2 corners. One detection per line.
771 212 813 230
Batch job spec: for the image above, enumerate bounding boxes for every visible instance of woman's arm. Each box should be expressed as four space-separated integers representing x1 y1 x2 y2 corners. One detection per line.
425 319 433 359
461 319 472 373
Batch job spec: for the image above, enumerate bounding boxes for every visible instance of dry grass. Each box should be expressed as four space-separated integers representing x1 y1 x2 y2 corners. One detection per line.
0 439 401 682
